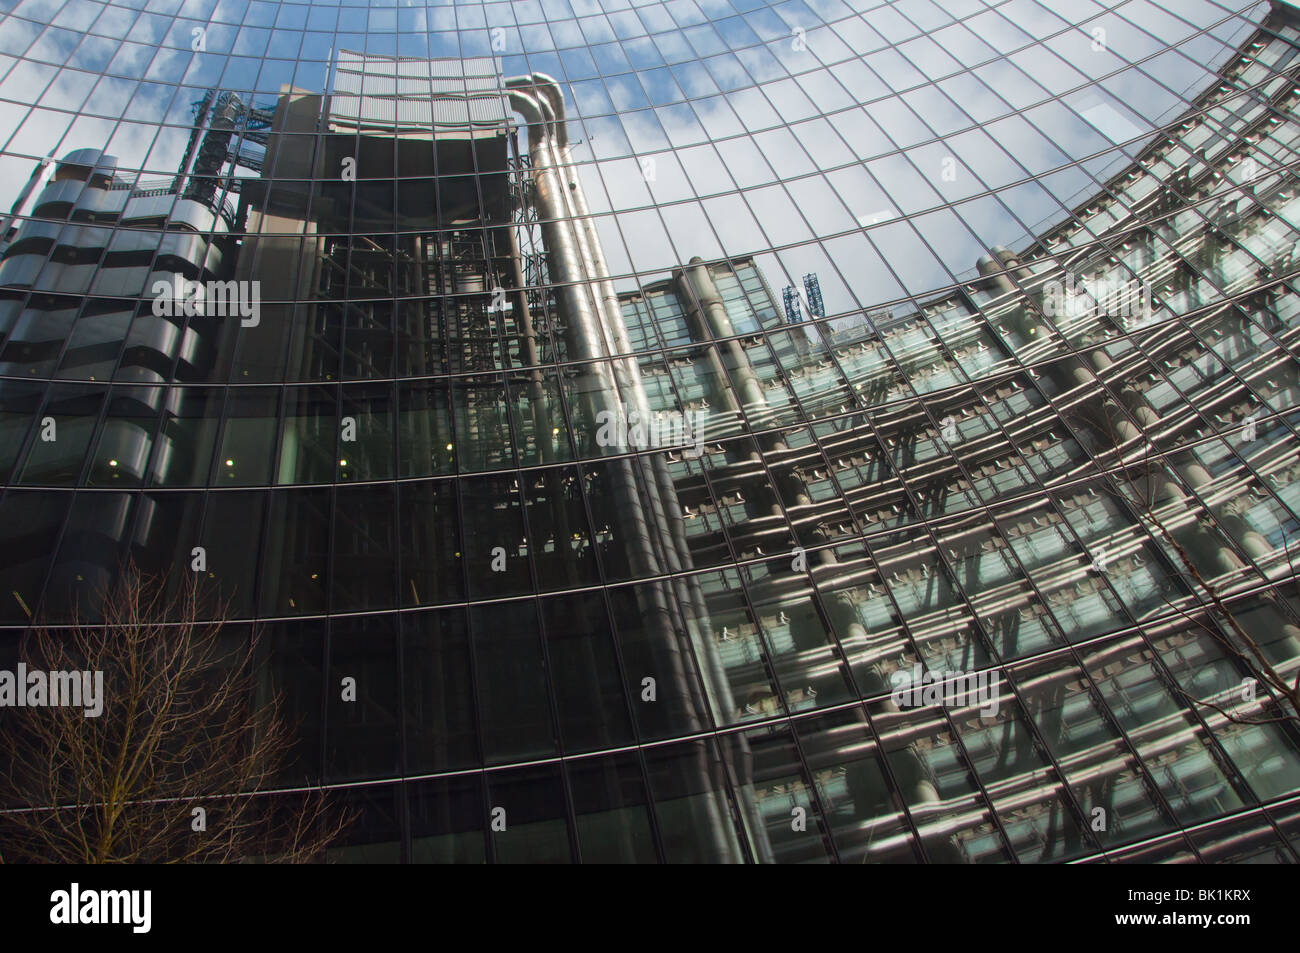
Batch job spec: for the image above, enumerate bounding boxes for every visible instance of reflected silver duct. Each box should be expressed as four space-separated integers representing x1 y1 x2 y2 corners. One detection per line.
508 75 762 861
509 76 742 725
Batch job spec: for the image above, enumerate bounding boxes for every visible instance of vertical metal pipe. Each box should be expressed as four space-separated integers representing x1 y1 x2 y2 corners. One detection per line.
508 76 756 862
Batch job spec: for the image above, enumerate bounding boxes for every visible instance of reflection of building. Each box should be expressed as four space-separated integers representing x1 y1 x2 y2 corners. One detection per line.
0 51 768 863
0 141 242 611
614 4 1300 860
1 5 1300 863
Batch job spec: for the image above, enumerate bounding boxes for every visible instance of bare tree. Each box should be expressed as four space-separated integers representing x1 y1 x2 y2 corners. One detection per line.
1064 400 1300 728
0 565 353 863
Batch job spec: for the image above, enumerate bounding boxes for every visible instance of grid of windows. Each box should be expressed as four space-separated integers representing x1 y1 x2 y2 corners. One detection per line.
1 0 1300 862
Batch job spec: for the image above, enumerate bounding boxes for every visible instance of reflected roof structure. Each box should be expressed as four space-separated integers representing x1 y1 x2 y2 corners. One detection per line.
329 51 511 134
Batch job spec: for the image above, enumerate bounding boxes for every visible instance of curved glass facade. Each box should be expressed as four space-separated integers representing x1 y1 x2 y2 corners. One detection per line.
3 0 1300 862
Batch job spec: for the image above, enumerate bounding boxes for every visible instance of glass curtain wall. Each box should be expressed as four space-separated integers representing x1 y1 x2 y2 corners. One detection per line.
1 0 1300 862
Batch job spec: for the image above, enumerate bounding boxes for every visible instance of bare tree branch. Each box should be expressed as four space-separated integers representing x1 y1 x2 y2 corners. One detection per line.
0 564 355 863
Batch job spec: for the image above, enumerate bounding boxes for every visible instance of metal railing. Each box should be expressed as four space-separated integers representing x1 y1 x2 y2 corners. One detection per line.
104 177 239 230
